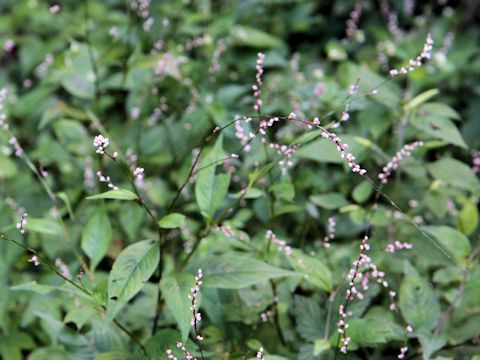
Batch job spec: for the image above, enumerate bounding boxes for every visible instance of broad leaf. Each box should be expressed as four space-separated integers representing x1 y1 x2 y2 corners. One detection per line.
159 273 195 341
106 240 160 322
81 207 113 270
428 158 480 194
399 263 441 331
191 253 295 289
288 250 332 292
423 225 471 262
158 213 186 229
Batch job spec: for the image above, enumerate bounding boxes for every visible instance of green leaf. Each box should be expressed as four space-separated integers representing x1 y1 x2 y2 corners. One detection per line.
458 198 479 236
81 207 113 270
419 102 460 120
25 218 62 235
293 295 325 341
310 193 349 210
428 158 480 194
195 136 230 220
159 273 195 341
269 182 295 202
0 153 18 179
399 263 441 332
10 281 57 295
423 225 471 261
288 250 332 292
106 240 160 322
87 189 138 201
405 89 439 110
410 115 467 148
231 25 284 48
59 43 95 99
192 253 295 289
158 213 186 229
352 180 373 203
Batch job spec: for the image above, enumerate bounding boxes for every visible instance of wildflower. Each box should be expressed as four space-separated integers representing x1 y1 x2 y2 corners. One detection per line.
388 34 433 77
133 167 144 183
321 130 367 175
3 39 15 52
323 216 336 248
93 135 109 154
16 213 28 235
472 150 480 174
188 269 203 328
253 52 266 113
345 2 362 40
55 258 72 280
176 342 196 360
378 141 424 184
266 230 292 256
406 325 414 333
398 346 408 359
49 4 60 13
109 26 120 38
256 347 265 360
385 240 413 253
165 349 178 360
96 171 119 190
28 255 40 266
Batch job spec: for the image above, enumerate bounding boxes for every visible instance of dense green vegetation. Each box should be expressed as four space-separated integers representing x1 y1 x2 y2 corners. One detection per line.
1 1 480 359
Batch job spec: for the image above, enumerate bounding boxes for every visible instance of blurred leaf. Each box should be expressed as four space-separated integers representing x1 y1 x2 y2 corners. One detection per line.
310 193 349 209
428 158 480 194
87 189 138 201
158 213 186 229
81 207 113 270
423 225 471 261
231 25 284 48
25 218 62 235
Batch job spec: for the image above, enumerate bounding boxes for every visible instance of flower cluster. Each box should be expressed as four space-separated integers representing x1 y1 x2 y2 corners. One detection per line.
96 171 119 190
378 141 424 184
176 342 196 360
55 258 72 280
398 346 409 359
345 2 362 40
16 213 28 235
133 167 144 184
50 4 60 13
253 52 265 113
389 34 433 77
266 230 292 256
189 269 203 328
209 39 227 80
322 130 367 175
337 304 351 353
472 150 480 174
323 216 336 248
93 135 109 154
235 116 255 152
28 255 40 266
256 347 265 360
270 142 298 176
385 240 413 253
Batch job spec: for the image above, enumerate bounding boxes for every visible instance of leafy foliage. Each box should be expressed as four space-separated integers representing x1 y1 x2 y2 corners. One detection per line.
0 0 479 359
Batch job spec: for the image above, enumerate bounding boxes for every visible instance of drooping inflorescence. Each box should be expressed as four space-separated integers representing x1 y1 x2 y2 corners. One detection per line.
321 129 367 175
266 230 292 256
378 141 424 184
389 34 433 77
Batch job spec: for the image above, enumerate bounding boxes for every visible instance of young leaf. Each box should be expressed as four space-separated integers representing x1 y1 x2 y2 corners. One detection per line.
87 189 138 201
158 213 186 229
159 273 195 341
81 207 113 270
106 240 160 322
